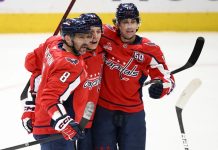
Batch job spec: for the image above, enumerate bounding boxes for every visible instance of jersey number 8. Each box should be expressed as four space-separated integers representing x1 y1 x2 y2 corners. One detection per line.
60 72 71 82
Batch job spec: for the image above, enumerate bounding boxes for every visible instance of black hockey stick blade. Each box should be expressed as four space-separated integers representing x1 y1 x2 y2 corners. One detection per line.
2 101 95 150
143 37 204 86
171 37 205 74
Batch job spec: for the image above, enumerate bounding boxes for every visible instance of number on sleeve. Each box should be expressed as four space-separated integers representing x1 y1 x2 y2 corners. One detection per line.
60 72 71 82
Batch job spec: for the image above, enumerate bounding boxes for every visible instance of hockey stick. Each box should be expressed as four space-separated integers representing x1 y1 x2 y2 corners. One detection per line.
176 78 202 150
143 37 205 86
20 0 76 101
2 101 95 150
53 0 76 36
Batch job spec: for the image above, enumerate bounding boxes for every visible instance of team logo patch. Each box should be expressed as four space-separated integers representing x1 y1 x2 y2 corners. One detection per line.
144 42 157 47
83 77 101 90
65 57 79 65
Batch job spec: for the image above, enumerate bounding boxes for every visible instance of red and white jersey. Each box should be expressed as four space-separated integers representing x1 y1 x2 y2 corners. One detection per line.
98 25 175 113
25 36 63 93
25 36 88 135
82 46 104 128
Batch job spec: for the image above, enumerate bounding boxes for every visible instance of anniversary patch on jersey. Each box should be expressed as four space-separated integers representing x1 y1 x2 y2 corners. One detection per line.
65 57 79 65
133 51 144 62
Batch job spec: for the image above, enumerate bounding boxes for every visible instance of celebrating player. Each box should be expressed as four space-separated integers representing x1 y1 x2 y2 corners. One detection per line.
76 13 104 150
92 3 175 150
21 18 92 150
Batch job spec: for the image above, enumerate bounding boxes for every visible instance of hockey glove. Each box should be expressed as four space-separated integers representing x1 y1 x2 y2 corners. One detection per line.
53 115 85 141
21 91 36 133
49 104 85 141
21 100 35 133
148 81 163 99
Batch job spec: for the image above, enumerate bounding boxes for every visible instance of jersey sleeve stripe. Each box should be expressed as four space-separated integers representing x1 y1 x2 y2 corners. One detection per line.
59 72 82 103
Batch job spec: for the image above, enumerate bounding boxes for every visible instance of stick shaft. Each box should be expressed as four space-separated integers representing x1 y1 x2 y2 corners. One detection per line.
2 102 94 150
53 0 76 36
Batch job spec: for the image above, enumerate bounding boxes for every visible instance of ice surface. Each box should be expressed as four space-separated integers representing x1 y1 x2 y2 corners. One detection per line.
0 32 217 150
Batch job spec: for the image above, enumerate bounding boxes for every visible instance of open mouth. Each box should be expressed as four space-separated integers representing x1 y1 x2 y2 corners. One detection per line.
80 46 87 51
79 47 87 55
90 41 98 44
126 30 133 34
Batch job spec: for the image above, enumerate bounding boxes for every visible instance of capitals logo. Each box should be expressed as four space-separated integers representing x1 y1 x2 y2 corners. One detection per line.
83 76 101 90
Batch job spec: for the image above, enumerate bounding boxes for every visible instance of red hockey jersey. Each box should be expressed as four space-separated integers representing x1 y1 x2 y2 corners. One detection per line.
25 36 88 135
82 46 104 128
25 36 63 93
98 25 175 113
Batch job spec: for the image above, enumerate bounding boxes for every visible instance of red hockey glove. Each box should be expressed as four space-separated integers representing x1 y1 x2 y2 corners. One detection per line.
21 91 36 133
49 104 85 141
53 115 85 141
21 100 35 133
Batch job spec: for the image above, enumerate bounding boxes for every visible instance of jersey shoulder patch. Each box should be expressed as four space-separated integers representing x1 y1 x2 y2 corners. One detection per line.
104 24 116 32
143 42 158 47
65 57 79 65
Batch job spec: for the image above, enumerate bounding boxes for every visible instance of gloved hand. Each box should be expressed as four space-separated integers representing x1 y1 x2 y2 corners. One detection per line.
53 115 85 141
21 91 36 134
148 81 163 99
21 100 35 133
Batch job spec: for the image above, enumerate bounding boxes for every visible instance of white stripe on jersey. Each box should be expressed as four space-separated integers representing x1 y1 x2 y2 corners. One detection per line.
51 103 67 120
150 58 173 92
59 76 81 103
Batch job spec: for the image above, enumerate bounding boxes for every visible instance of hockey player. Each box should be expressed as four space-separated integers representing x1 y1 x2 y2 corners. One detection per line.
92 3 175 150
77 13 104 150
21 18 92 150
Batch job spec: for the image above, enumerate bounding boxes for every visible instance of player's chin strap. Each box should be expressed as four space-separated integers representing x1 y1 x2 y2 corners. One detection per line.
62 40 80 56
